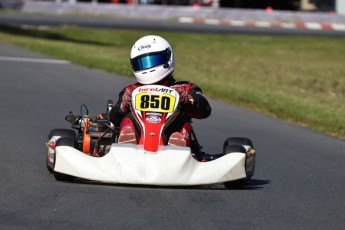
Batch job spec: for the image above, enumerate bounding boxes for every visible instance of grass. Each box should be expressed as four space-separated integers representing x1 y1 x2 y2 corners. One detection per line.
0 25 344 139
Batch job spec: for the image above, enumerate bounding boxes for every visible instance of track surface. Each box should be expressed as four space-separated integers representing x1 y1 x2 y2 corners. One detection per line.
0 44 345 229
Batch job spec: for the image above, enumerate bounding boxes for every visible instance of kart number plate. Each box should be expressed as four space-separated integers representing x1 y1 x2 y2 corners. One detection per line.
135 93 176 113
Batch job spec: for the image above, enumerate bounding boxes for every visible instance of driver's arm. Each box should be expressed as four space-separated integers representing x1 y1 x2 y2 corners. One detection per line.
185 85 211 119
109 88 132 126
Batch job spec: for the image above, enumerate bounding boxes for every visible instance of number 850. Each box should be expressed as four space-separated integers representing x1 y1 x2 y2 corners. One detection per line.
139 95 172 111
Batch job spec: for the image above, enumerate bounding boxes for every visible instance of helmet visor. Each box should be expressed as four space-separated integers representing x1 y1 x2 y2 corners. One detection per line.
131 49 171 72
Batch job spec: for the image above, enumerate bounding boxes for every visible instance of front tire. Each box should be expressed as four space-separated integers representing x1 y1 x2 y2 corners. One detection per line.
46 129 76 173
48 129 76 140
223 144 247 189
223 137 256 189
53 137 76 182
223 137 254 150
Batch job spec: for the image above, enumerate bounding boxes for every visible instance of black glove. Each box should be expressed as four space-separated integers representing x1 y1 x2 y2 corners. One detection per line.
109 105 126 128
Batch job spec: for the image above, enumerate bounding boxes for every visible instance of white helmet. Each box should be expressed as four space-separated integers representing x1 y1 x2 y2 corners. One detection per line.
130 35 175 85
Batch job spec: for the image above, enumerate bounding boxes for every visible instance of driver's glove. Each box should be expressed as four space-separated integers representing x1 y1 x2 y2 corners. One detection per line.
177 90 194 106
120 89 132 114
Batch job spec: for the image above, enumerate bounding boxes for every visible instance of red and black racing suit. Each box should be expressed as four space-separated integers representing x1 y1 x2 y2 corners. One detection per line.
109 76 211 145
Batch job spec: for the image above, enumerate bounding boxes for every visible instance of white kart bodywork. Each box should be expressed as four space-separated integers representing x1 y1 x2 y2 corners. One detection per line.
54 144 246 186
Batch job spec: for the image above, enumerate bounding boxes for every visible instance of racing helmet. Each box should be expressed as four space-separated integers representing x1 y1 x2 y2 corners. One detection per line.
130 35 175 85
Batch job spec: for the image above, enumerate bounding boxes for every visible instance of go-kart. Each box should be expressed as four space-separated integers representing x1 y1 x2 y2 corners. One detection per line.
46 85 256 188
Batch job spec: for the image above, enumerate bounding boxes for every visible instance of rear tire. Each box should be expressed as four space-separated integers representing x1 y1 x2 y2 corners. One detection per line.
53 137 76 182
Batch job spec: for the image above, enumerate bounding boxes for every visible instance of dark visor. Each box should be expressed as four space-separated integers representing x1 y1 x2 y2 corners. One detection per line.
131 49 171 72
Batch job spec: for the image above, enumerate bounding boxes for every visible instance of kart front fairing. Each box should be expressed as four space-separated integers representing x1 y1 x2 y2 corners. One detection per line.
54 144 247 186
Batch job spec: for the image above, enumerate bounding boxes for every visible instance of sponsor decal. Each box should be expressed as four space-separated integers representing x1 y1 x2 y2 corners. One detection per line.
48 136 60 149
138 44 151 51
139 87 158 92
47 136 60 163
146 115 161 123
146 112 162 117
138 87 173 94
135 86 177 112
158 88 173 94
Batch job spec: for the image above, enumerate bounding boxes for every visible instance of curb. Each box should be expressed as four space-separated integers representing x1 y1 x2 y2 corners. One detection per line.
178 17 345 31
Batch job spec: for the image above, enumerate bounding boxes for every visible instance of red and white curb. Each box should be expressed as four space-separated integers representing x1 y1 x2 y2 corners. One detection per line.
178 17 345 31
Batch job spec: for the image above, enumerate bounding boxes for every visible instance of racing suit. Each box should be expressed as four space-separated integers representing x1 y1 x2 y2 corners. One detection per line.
109 76 211 145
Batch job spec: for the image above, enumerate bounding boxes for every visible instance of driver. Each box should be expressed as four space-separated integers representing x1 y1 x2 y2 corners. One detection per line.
109 35 211 146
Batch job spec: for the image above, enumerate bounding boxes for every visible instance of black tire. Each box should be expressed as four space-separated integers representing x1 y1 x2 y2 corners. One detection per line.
223 144 247 155
223 144 247 189
223 137 253 152
53 137 76 182
46 158 54 173
56 137 76 148
46 129 75 173
223 137 256 189
48 129 75 140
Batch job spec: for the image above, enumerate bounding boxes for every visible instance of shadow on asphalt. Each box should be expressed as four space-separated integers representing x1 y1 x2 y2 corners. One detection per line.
53 177 270 191
237 179 271 190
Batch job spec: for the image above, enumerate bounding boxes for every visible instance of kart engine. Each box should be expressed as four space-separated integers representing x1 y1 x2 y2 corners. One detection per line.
76 118 115 157
65 109 115 157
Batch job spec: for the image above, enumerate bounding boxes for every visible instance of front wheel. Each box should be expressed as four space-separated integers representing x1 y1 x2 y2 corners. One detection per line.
46 129 76 173
224 137 256 179
223 137 254 149
223 144 247 189
223 137 256 189
53 137 76 182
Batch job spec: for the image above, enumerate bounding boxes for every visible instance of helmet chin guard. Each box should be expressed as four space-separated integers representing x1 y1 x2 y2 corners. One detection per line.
130 35 175 85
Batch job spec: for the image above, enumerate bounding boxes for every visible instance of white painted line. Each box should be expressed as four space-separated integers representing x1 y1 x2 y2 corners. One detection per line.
21 25 51 30
229 20 246 27
331 23 345 31
204 19 220 25
178 17 194 23
255 21 272 28
280 23 296 29
305 23 322 30
0 56 70 64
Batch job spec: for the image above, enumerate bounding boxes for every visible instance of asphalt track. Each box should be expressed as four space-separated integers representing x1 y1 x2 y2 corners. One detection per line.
1 43 345 229
1 12 345 37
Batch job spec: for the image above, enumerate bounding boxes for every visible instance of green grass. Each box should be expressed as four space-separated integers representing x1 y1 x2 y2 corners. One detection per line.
0 25 344 139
